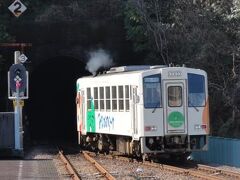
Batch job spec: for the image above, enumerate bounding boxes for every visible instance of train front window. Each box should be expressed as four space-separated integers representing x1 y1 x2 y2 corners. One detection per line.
188 73 206 107
143 75 161 108
168 86 182 107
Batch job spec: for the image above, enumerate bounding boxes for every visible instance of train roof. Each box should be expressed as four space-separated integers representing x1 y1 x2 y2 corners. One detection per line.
78 65 206 81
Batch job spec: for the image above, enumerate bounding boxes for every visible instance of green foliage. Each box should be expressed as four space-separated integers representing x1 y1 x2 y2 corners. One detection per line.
0 23 13 69
124 0 240 137
124 3 148 52
33 0 123 22
124 0 173 64
0 24 14 43
0 1 16 70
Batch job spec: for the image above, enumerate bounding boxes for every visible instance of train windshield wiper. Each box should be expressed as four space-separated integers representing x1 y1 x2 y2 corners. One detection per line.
188 101 199 112
152 102 160 113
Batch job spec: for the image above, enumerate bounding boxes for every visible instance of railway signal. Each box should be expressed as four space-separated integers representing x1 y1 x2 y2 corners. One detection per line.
0 44 31 157
8 63 28 99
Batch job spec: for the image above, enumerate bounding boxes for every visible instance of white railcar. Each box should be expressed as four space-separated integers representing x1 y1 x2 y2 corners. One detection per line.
76 65 209 158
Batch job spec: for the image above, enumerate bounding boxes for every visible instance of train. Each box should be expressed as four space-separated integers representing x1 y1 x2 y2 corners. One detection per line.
76 65 209 160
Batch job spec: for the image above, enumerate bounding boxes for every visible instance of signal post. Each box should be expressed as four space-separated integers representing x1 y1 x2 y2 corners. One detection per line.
0 43 30 156
8 52 29 156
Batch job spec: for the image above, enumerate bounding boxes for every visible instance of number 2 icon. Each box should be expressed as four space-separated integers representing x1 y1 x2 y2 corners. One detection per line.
13 2 22 14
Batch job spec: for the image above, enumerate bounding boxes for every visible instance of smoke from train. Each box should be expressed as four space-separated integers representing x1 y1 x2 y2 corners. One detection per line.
85 49 114 76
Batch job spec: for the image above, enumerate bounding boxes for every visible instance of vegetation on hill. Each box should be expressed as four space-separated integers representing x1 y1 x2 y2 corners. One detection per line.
124 0 240 137
0 0 240 137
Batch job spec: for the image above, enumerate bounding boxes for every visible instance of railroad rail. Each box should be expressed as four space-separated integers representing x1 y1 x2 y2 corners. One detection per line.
196 164 240 179
58 149 116 180
144 162 223 180
82 151 116 180
58 148 240 180
58 150 81 180
89 152 240 180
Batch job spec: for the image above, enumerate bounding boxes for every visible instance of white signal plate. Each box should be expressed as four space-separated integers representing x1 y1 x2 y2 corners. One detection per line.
18 54 28 63
8 0 27 18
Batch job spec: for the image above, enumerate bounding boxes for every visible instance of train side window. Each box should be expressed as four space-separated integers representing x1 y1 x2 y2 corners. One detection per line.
188 73 206 107
168 86 182 107
143 75 161 108
112 86 117 111
118 86 124 111
130 86 132 99
94 87 99 110
100 87 105 111
106 86 111 111
87 88 91 110
125 85 130 111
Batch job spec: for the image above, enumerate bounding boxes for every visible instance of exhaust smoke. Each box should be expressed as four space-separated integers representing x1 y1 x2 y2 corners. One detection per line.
85 49 113 76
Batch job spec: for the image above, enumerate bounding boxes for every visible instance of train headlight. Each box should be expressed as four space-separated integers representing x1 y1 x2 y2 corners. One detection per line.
194 125 201 129
144 126 157 132
194 124 207 130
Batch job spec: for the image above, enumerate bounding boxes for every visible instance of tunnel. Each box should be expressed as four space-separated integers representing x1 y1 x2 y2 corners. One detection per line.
25 57 89 144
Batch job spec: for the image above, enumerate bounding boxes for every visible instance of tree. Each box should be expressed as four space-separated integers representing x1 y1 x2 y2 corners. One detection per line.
124 0 172 64
124 0 240 137
0 1 15 70
0 24 14 43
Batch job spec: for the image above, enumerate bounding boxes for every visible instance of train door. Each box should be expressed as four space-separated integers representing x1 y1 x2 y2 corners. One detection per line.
80 89 85 133
163 80 187 134
76 89 85 138
131 86 138 139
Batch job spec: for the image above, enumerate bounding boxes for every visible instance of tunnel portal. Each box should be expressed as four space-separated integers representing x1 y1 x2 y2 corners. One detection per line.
26 57 89 144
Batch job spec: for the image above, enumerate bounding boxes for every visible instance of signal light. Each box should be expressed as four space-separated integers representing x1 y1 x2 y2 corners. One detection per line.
9 64 26 94
8 63 28 99
201 124 207 129
15 69 21 75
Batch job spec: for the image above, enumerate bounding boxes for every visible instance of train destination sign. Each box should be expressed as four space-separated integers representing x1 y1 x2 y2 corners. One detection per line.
8 0 27 17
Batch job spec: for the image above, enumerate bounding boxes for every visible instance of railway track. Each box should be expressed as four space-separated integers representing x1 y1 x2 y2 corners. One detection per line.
87 152 240 180
58 150 115 180
57 147 240 180
82 151 115 180
196 164 240 179
58 150 81 180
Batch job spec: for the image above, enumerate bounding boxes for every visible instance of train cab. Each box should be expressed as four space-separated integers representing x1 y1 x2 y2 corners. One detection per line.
141 67 209 155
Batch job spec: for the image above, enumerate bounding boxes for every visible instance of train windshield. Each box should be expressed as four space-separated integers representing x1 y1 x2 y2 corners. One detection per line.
143 75 161 108
188 73 206 107
168 86 182 107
